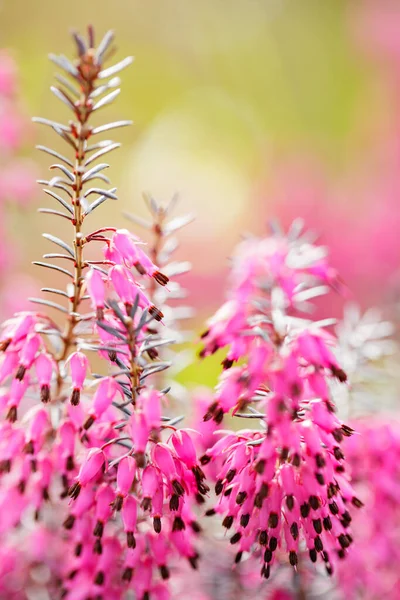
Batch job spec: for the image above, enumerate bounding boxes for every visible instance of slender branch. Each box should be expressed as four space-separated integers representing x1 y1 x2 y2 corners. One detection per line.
57 53 99 364
149 210 165 303
126 316 141 404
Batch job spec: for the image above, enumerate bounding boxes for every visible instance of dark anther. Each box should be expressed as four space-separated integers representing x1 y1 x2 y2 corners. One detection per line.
6 406 17 423
290 522 299 540
15 365 26 381
309 495 320 510
127 532 136 549
340 511 352 528
70 388 80 406
332 428 343 443
153 516 162 533
291 453 301 467
215 480 224 495
289 551 298 567
280 447 289 461
230 532 241 544
83 415 95 430
235 551 243 564
172 516 185 531
327 482 338 499
314 536 323 552
159 565 170 580
342 425 354 437
142 497 152 511
286 494 294 511
149 305 163 322
169 494 179 511
153 271 169 286
259 530 268 546
334 447 344 461
188 553 199 570
215 408 224 424
68 482 81 500
262 564 270 579
226 469 236 482
330 364 347 382
172 480 185 496
352 496 364 508
329 501 339 515
222 358 234 370
94 571 104 585
191 520 202 533
268 512 279 528
254 460 265 475
236 491 247 505
338 534 350 549
313 519 322 534
323 516 332 531
93 521 104 538
264 548 273 563
240 514 250 528
122 567 133 582
254 483 269 509
24 441 34 454
63 514 75 530
309 548 317 563
300 502 310 518
112 495 123 512
40 384 50 403
269 537 278 552
315 453 325 468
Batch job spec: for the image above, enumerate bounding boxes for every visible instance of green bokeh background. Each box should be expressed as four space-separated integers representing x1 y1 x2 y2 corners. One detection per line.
0 0 385 389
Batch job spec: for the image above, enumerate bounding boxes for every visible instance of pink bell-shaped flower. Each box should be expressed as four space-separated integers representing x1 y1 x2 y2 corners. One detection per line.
68 352 89 406
85 267 106 320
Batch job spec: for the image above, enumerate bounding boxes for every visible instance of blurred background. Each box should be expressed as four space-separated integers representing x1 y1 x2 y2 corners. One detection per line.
2 4 400 598
1 0 400 382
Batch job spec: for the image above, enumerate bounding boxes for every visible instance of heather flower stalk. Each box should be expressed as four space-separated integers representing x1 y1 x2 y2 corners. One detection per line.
0 29 207 599
199 222 361 578
124 193 195 400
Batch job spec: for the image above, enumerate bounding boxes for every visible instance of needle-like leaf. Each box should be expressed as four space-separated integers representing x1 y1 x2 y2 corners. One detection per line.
42 233 74 257
91 120 132 135
33 261 73 278
43 189 73 214
98 56 134 79
29 298 68 314
36 145 74 168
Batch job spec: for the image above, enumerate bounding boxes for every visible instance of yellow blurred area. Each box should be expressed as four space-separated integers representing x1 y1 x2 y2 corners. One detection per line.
1 0 370 262
0 0 385 387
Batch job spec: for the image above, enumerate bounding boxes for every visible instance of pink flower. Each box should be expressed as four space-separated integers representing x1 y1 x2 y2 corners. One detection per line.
35 353 54 403
68 448 106 500
85 268 106 319
68 352 89 406
83 377 121 430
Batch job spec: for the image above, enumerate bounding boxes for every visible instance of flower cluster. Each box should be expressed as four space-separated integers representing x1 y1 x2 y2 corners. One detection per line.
199 223 361 577
335 419 400 599
0 29 207 599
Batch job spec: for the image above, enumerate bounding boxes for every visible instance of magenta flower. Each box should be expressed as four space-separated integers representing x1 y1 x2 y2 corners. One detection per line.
0 30 206 599
199 223 360 577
